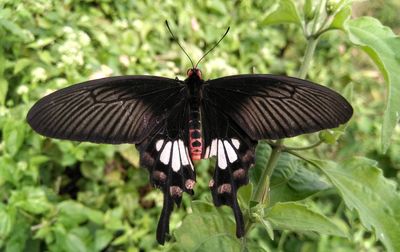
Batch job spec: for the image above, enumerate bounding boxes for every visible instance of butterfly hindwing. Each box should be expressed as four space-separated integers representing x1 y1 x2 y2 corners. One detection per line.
27 76 184 144
137 99 195 244
202 99 257 237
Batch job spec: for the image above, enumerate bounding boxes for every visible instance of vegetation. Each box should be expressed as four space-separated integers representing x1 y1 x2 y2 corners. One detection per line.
1 0 400 251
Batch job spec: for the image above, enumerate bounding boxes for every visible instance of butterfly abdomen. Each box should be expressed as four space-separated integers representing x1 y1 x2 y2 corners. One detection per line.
186 71 204 161
189 108 202 160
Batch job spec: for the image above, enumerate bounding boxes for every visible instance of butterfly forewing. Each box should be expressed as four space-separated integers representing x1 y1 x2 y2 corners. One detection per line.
27 76 184 144
204 74 353 140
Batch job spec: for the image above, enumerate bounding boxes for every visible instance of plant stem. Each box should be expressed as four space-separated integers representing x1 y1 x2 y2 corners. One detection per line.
245 22 322 239
298 37 319 79
253 140 283 203
251 36 320 205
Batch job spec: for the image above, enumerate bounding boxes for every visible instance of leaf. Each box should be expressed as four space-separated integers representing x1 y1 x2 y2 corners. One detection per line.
0 206 15 239
94 230 114 251
265 202 346 237
174 212 241 252
269 153 330 205
10 187 52 214
118 144 140 167
262 0 302 27
13 58 32 74
0 51 7 105
57 201 104 227
3 119 26 156
329 6 351 30
4 217 30 252
344 17 400 152
250 140 271 186
317 158 400 252
237 183 253 208
64 232 88 252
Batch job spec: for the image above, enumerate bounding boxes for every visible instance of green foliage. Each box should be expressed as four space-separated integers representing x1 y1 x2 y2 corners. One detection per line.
317 158 400 252
265 202 346 237
344 17 400 152
0 0 399 251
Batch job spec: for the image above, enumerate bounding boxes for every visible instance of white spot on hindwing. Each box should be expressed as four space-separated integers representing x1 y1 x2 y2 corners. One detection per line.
172 141 181 172
231 138 240 149
178 140 189 166
217 140 227 169
160 141 172 165
210 139 218 157
156 138 194 171
206 138 239 168
156 139 164 151
224 140 238 162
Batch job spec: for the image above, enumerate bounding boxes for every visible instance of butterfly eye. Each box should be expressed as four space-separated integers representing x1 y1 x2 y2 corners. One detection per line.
187 69 193 76
196 69 202 79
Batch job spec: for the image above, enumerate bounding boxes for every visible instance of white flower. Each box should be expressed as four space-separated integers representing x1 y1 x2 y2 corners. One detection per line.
62 26 74 34
119 55 130 67
132 19 143 30
31 67 47 82
17 85 29 95
78 31 91 46
58 40 84 66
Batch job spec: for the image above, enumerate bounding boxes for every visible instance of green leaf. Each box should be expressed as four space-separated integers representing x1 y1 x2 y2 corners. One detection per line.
64 232 88 252
0 207 15 239
250 140 271 185
11 187 52 214
174 211 241 252
4 215 30 252
317 158 400 252
118 144 140 167
270 153 330 205
94 230 114 251
13 58 32 74
344 17 400 152
237 183 253 208
3 119 26 156
262 0 302 27
0 52 7 105
260 218 274 240
328 5 351 30
265 202 346 237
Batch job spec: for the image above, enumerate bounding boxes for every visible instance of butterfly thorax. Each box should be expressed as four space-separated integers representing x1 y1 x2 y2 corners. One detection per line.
185 69 204 160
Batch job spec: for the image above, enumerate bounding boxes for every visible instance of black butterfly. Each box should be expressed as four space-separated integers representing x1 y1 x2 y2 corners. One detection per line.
27 24 353 244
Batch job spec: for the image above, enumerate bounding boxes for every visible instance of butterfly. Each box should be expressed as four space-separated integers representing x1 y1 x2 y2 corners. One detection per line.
26 23 353 244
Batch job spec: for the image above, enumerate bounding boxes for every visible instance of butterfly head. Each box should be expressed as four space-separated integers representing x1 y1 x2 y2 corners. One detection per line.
187 68 202 80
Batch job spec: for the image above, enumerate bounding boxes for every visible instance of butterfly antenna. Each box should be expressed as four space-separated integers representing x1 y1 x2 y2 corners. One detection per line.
195 26 230 68
165 20 195 69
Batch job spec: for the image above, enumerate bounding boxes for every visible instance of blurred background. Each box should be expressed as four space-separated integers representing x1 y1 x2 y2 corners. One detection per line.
0 0 399 251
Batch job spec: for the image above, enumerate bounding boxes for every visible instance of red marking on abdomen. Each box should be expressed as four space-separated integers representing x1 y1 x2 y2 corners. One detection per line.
189 129 202 160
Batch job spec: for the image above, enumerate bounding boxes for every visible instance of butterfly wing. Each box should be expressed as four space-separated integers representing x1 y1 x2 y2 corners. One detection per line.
202 74 353 237
137 98 195 244
204 74 353 140
27 76 184 144
201 99 257 238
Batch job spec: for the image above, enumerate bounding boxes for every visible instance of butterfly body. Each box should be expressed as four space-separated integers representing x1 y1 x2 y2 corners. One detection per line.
27 69 353 244
186 69 204 160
